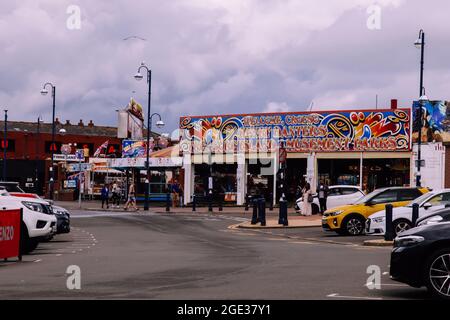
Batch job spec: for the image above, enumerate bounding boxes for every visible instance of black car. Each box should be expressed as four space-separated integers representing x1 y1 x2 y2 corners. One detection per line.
52 205 71 234
390 221 450 299
416 206 450 227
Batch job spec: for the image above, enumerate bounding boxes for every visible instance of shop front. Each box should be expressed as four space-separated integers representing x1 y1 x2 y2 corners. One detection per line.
180 107 413 205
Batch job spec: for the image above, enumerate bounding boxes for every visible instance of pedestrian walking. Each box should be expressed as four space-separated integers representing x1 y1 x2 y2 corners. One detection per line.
101 184 109 209
124 183 138 211
111 181 121 208
171 180 180 208
317 180 329 214
301 183 312 216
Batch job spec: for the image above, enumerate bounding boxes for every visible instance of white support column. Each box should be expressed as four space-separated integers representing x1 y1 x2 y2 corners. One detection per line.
359 152 363 189
236 153 246 205
273 153 278 206
183 153 193 205
307 152 315 188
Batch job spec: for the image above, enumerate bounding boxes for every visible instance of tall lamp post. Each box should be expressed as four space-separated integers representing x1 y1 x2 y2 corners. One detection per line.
3 110 7 181
414 30 426 187
134 63 165 211
40 82 56 199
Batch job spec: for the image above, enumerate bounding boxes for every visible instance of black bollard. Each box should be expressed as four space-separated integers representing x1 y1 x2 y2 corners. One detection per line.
269 193 274 211
279 199 288 226
219 193 223 212
251 199 258 224
412 203 419 226
258 197 266 226
208 192 213 212
166 192 170 212
192 195 196 212
385 204 394 241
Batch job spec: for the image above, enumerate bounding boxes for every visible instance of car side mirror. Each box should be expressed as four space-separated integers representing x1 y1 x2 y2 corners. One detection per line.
423 202 432 210
365 201 374 206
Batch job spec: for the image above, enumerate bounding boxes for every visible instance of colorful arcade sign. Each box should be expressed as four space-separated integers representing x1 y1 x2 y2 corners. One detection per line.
180 109 411 153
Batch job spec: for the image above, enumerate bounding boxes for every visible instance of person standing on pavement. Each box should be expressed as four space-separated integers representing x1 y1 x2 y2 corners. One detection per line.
301 183 312 216
317 180 329 214
111 181 120 208
101 184 109 209
124 183 138 211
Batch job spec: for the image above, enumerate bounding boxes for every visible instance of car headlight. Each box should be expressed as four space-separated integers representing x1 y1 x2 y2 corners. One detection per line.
328 210 344 216
394 235 425 248
372 216 385 223
22 201 45 213
417 215 443 226
52 207 67 215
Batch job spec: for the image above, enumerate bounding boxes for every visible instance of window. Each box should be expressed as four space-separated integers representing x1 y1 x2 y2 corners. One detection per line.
0 139 15 152
341 187 359 195
371 190 398 204
328 188 342 196
427 193 450 206
398 189 422 201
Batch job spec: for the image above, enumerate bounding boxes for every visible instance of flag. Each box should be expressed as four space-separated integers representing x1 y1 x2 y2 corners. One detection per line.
94 140 109 157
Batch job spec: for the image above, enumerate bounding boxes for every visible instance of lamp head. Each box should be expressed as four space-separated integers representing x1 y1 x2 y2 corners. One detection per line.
59 128 67 135
156 120 165 128
419 94 429 104
134 72 144 81
40 88 49 96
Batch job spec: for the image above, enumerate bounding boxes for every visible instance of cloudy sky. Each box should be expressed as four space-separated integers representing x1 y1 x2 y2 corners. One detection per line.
1 0 449 133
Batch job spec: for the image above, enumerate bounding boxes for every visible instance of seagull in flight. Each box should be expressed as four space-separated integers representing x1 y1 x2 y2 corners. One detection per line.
123 35 147 41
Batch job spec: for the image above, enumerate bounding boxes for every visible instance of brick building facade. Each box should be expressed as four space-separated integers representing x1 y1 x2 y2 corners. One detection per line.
0 118 124 195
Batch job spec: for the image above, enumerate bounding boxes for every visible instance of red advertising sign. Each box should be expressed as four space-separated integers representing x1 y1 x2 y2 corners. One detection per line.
0 209 22 260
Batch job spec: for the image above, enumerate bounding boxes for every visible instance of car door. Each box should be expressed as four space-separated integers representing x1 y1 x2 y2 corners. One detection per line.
396 189 423 207
326 188 342 209
339 187 362 206
364 189 399 217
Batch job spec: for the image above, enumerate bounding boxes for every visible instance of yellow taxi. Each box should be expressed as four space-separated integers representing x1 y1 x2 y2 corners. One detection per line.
322 187 429 235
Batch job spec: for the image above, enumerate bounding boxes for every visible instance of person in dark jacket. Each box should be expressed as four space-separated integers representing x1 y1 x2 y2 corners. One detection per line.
317 181 329 214
101 184 109 209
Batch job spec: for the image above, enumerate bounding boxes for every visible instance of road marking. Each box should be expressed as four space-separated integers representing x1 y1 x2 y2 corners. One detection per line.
327 293 383 300
365 282 409 288
289 241 313 245
33 259 42 263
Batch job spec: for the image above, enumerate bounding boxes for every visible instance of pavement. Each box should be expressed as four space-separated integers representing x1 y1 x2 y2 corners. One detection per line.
0 208 427 299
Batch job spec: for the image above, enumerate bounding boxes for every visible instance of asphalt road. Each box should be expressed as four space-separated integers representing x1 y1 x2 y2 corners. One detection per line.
0 211 429 299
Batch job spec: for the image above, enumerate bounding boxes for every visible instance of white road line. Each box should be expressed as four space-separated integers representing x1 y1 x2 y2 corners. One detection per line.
327 293 383 300
365 282 409 288
33 259 42 263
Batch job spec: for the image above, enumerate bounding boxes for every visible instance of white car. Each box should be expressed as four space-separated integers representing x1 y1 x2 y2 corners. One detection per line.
295 185 364 214
0 195 57 254
366 189 450 236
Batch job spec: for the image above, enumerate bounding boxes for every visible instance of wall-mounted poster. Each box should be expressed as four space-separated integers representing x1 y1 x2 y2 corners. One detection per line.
122 140 146 158
412 100 450 143
180 109 411 153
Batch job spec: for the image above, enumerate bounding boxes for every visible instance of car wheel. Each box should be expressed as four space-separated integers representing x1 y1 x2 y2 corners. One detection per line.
343 215 365 236
311 204 319 215
19 224 39 255
393 219 412 236
424 248 450 300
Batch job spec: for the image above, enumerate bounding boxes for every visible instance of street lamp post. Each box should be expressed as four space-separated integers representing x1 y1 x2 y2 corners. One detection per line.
134 63 165 211
3 110 7 181
414 30 425 187
41 82 56 199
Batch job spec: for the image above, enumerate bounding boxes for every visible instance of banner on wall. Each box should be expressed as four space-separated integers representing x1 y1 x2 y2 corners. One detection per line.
179 109 411 153
412 100 450 143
